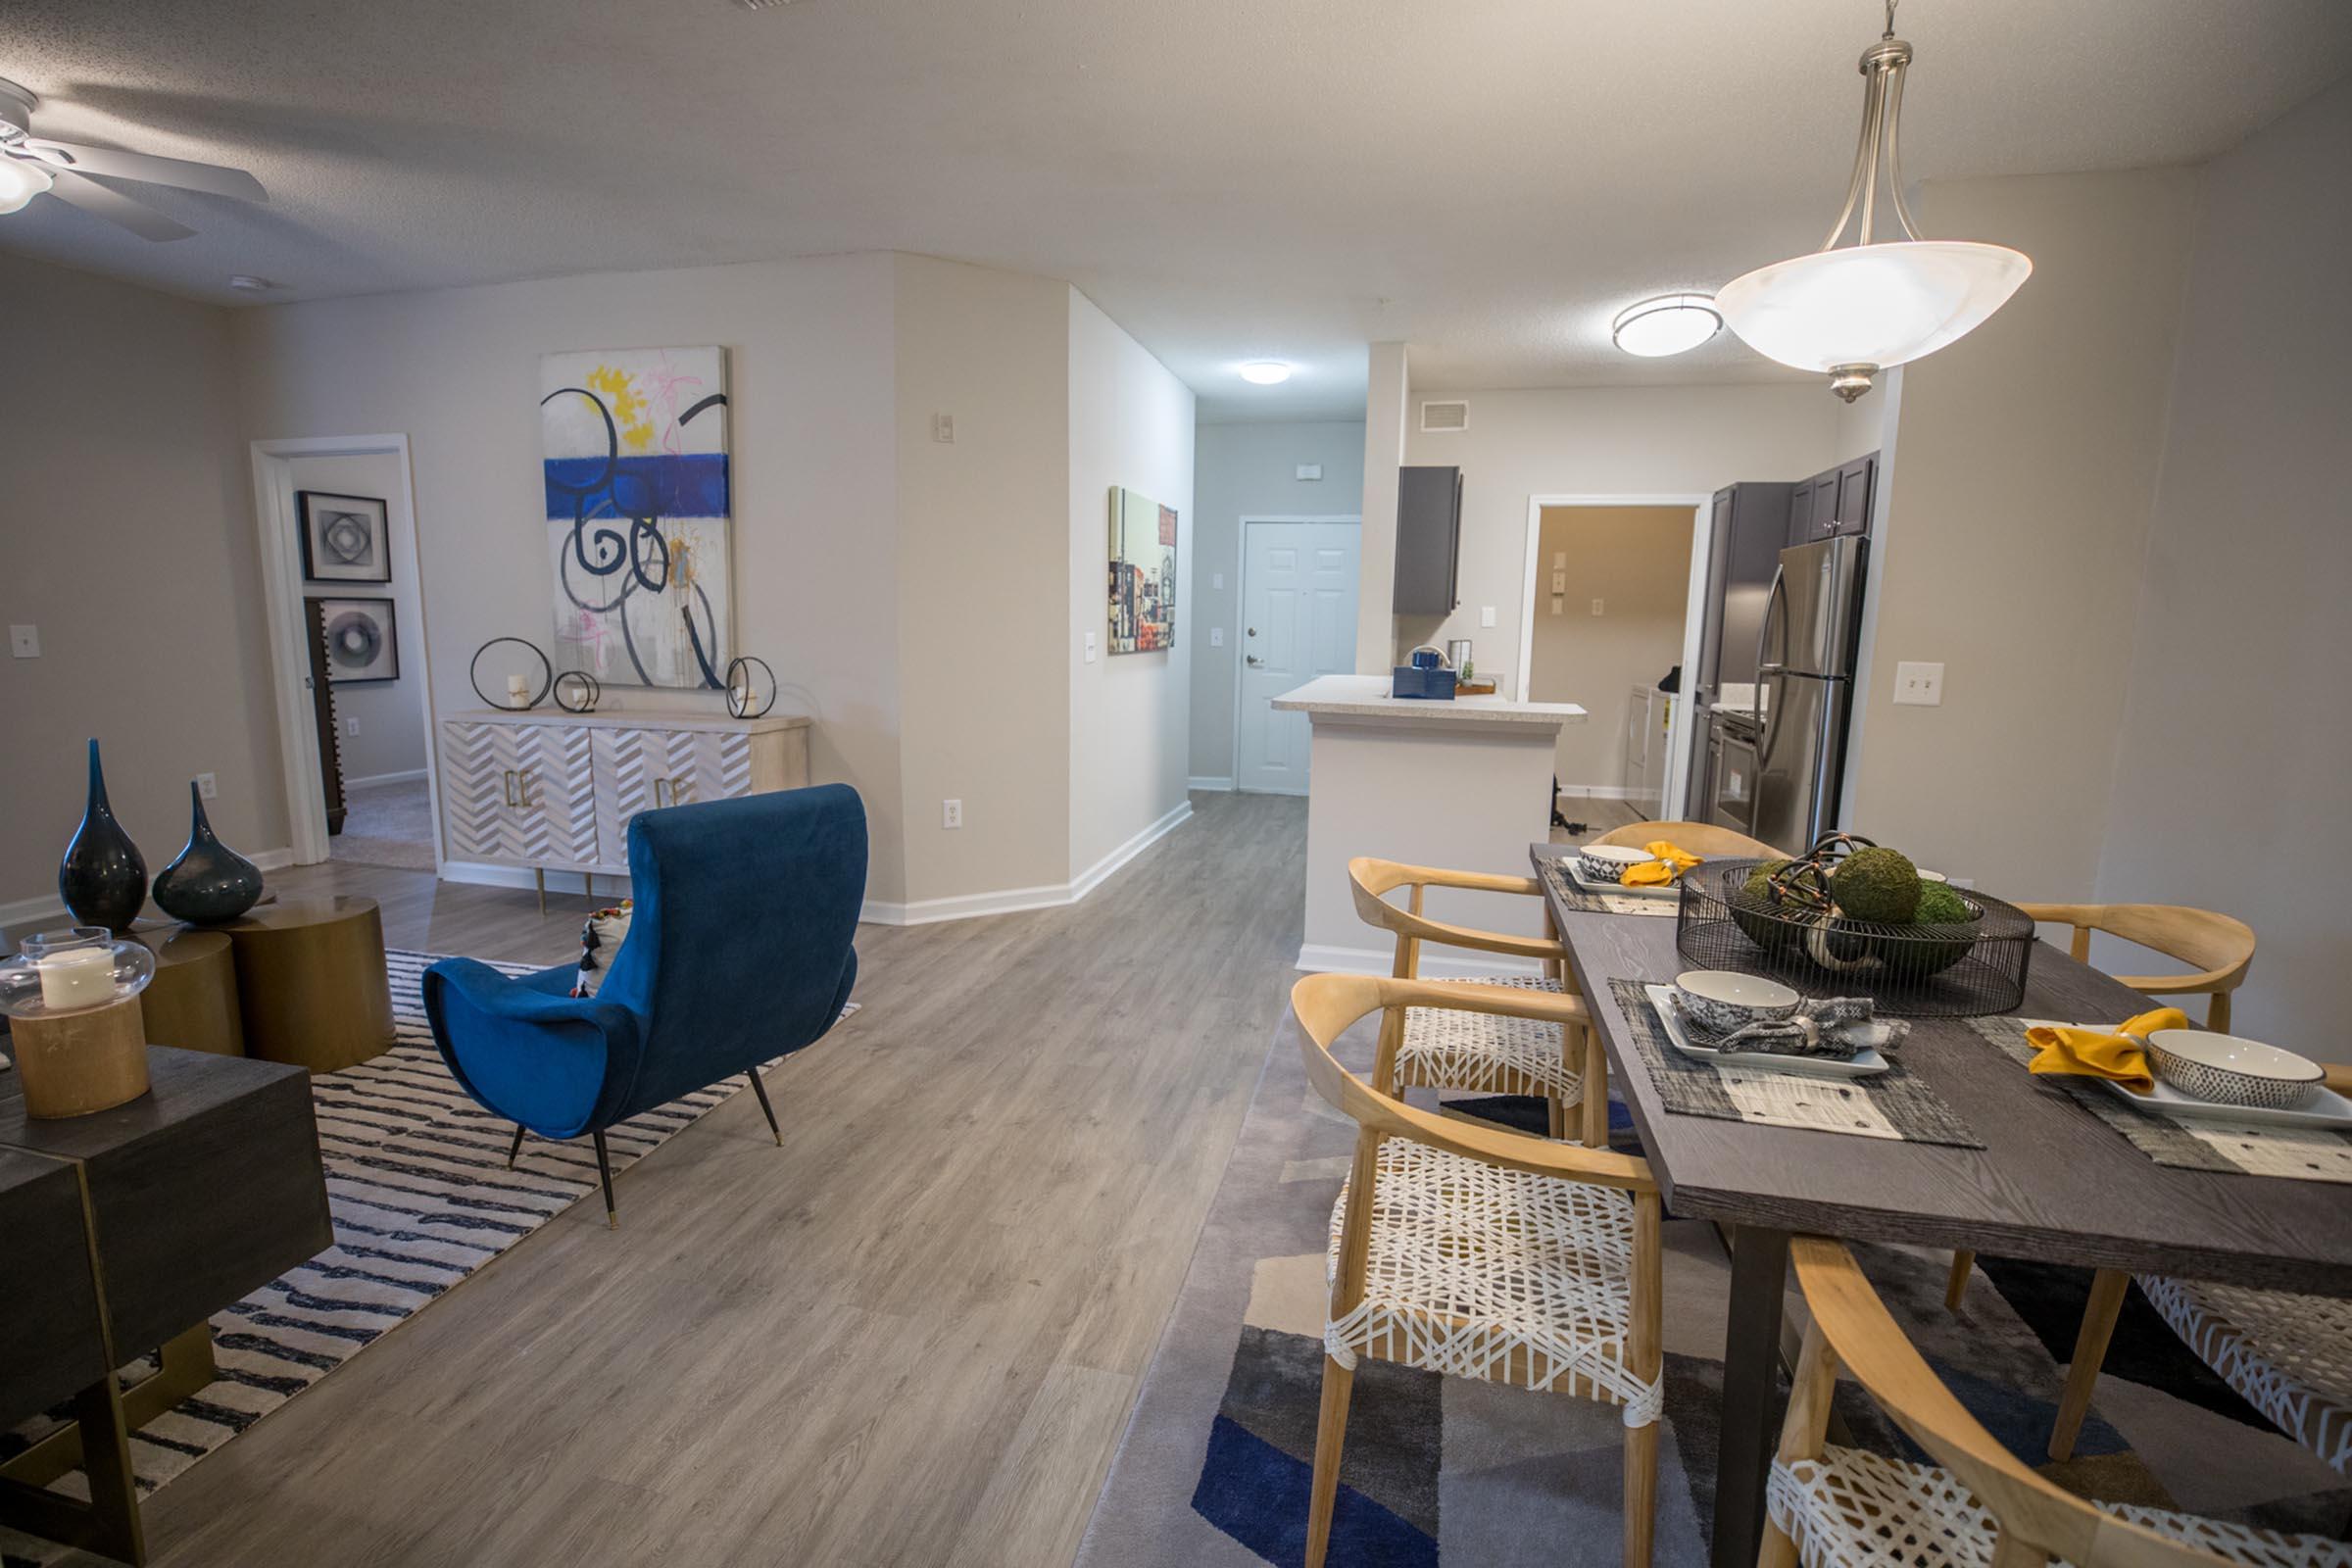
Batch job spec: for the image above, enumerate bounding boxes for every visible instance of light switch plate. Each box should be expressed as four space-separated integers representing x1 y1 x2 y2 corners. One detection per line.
196 772 218 801
1893 661 1945 706
1479 605 1496 627
1296 464 1322 481
1209 627 1223 647
1083 629 1098 664
1591 598 1605 616
932 413 955 443
9 624 37 658
1212 572 1223 590
1549 596 1564 616
344 716 361 737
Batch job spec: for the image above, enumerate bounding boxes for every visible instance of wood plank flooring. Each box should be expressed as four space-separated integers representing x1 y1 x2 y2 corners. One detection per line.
118 790 1308 1568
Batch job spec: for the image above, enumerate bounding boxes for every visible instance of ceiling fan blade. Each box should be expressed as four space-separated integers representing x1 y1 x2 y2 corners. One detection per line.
46 170 196 241
25 139 266 202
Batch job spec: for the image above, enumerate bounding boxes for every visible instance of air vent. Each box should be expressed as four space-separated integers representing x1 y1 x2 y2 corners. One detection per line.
1420 400 1469 432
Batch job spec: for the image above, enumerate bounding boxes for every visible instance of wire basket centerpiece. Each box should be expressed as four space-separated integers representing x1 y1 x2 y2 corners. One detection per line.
1676 833 2035 1017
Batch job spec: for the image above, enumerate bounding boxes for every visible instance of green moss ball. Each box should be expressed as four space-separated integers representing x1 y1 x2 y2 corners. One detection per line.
1913 882 1975 925
1831 846 1922 923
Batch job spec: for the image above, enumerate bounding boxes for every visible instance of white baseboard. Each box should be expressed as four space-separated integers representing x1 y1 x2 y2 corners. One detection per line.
862 798 1195 927
1294 942 1545 980
2 847 298 932
438 860 625 900
345 767 428 790
1187 775 1236 792
1556 785 1640 801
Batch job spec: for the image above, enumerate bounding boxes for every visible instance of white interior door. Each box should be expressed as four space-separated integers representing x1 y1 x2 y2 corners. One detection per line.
1237 519 1360 795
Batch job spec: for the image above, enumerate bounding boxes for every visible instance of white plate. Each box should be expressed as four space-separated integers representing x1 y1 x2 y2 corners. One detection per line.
1642 984 1889 1079
1568 858 1687 900
2091 1075 2352 1131
2017 1020 2352 1130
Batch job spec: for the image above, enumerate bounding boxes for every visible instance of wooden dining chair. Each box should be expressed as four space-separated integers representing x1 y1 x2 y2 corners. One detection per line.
1764 1234 2349 1568
1592 819 1785 859
1348 856 1603 1143
1292 972 1664 1568
1944 903 2256 1314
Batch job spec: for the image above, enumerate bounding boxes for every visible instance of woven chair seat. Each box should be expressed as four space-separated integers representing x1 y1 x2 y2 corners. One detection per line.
1771 1446 2352 1568
2136 1275 2352 1477
1324 1136 1660 1423
1396 975 1581 1101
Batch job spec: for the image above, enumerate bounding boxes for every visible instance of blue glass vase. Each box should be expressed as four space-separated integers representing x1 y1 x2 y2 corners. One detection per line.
59 739 148 934
152 781 265 925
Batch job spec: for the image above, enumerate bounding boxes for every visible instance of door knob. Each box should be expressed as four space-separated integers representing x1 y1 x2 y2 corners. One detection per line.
1247 627 1256 636
1247 655 1263 666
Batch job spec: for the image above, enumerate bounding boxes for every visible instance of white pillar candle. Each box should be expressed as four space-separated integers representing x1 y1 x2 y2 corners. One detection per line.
507 673 530 705
38 946 117 1011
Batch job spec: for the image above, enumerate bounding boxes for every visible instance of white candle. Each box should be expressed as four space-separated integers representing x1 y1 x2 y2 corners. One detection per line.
507 673 530 706
38 947 116 1011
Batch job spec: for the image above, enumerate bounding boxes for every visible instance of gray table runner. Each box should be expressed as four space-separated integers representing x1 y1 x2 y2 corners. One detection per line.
1967 1018 2352 1185
1608 977 1985 1148
1542 858 1683 918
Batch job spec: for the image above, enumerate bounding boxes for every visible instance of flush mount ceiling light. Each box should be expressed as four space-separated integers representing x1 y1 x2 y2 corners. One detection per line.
1239 361 1294 385
1611 293 1722 358
1716 0 2032 402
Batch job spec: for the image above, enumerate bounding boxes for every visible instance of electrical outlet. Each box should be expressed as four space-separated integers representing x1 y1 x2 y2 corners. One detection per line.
1549 596 1564 616
1296 464 1322 481
196 772 219 801
1591 598 1605 616
1212 572 1224 590
9 624 37 659
932 413 955 443
344 715 361 737
1209 627 1223 647
1083 629 1098 664
942 799 962 829
1550 570 1566 594
1893 661 1945 706
1479 605 1496 627
1552 552 1566 569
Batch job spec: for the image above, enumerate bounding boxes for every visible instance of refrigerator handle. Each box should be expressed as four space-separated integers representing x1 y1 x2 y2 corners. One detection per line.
1753 564 1788 766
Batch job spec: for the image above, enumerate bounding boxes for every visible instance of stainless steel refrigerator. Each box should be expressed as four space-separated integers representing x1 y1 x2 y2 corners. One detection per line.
1740 534 1868 853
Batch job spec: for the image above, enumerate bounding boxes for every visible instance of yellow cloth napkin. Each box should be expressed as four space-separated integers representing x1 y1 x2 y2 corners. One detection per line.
1622 841 1702 887
2024 1007 2189 1094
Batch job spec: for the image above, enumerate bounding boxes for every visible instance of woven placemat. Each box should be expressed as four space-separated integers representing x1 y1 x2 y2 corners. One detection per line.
1542 858 1682 917
1607 977 1985 1147
1967 1018 2352 1184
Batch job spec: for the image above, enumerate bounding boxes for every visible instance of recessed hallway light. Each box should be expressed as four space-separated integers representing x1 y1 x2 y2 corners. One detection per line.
1238 361 1294 385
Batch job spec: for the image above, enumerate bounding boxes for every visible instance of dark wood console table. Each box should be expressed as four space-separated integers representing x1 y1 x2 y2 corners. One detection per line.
0 1047 332 1564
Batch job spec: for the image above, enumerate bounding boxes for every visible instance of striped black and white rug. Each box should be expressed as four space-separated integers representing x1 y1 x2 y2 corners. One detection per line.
3 950 800 1564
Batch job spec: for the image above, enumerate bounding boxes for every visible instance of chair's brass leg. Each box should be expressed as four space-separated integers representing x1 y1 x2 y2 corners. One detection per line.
534 866 546 916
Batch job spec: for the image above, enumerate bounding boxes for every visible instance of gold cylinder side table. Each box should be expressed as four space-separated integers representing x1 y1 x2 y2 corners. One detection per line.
132 928 245 1056
220 897 395 1074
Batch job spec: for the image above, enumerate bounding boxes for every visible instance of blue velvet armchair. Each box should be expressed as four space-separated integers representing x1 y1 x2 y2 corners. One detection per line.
421 784 866 1226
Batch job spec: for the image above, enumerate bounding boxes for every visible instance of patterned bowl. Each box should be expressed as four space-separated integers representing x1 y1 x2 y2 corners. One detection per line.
1674 970 1802 1035
2143 1029 2324 1109
1579 845 1657 885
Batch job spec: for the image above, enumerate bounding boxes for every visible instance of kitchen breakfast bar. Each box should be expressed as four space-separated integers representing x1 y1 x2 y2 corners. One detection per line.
1272 674 1588 974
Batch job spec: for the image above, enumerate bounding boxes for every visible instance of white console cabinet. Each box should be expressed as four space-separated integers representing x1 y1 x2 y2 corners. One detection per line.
441 710 810 904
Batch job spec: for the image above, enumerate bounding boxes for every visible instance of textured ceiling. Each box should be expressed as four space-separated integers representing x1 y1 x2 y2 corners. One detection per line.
4 0 2348 420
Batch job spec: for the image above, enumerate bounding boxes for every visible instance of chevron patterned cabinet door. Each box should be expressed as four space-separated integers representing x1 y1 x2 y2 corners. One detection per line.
590 728 662 870
442 721 522 860
516 724 601 866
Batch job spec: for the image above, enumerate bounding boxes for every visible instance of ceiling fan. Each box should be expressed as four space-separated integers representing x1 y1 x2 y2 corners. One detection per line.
0 75 267 241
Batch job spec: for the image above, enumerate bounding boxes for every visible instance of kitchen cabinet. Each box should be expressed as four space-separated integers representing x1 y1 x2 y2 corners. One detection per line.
1788 452 1879 546
1695 481 1793 704
1391 465 1463 614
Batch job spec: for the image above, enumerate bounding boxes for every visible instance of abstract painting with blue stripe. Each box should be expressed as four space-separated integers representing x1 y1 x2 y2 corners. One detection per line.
540 346 731 689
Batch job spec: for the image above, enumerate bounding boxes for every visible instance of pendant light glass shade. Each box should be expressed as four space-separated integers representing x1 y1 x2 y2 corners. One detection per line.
1718 240 2031 377
1720 4 2029 400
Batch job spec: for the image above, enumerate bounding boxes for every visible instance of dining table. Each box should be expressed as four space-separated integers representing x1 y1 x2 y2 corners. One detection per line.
1529 841 2352 1568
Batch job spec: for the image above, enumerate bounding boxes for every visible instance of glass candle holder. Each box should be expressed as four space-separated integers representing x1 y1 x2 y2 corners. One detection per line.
0 927 158 1117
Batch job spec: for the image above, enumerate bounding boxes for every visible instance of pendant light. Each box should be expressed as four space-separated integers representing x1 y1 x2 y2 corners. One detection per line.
1717 0 2032 401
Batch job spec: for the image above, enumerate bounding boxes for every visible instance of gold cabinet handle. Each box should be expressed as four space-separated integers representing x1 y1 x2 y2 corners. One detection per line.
652 777 669 808
502 769 518 808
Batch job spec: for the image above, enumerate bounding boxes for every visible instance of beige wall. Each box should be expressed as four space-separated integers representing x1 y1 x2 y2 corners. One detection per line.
0 254 282 914
893 255 1072 906
1188 418 1366 782
1843 168 2200 898
1390 384 1845 696
2091 81 2352 1058
288 451 428 784
1526 506 1692 788
229 255 913 902
1068 289 1198 876
1354 343 1409 675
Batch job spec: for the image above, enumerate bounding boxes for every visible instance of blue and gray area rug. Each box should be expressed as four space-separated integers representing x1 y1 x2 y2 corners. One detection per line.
1076 1013 2351 1567
2 951 813 1568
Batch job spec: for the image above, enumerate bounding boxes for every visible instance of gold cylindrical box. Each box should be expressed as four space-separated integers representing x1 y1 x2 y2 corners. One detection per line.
13 994 152 1117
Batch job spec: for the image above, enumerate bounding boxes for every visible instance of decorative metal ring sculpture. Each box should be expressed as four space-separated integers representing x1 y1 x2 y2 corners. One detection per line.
724 656 777 720
469 638 553 711
554 669 602 713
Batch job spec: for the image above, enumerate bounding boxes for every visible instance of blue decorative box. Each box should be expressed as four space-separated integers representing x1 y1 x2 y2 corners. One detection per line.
1391 665 1457 700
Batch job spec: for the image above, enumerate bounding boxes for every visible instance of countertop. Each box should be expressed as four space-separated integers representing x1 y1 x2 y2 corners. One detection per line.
1269 674 1588 727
